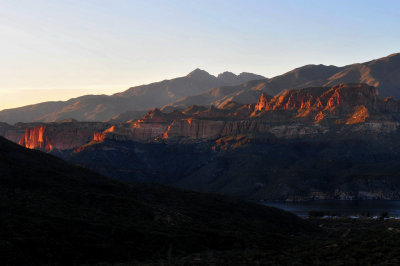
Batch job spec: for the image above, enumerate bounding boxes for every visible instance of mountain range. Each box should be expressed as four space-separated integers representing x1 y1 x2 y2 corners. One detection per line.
165 53 400 109
0 53 399 124
0 70 264 124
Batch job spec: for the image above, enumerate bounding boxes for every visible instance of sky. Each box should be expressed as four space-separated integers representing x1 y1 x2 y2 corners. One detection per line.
0 0 399 110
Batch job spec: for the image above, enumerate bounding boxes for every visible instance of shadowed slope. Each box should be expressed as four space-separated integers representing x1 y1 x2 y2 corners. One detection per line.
0 136 312 265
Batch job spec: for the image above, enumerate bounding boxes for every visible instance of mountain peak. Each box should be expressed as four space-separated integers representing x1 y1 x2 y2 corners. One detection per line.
387 53 399 58
217 71 237 79
238 72 266 80
217 71 266 85
186 68 214 79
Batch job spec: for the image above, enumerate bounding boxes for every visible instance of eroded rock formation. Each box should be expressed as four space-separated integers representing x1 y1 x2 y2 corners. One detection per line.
19 121 110 151
11 84 400 151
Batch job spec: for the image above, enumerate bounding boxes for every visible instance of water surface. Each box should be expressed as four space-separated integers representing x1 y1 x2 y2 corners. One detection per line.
263 200 400 218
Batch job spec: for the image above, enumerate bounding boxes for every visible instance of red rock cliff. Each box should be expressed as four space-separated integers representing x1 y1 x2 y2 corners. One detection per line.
252 84 379 123
163 119 226 139
19 122 110 151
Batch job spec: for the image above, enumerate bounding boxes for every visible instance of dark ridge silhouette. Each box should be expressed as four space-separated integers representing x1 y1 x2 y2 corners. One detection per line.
0 136 313 264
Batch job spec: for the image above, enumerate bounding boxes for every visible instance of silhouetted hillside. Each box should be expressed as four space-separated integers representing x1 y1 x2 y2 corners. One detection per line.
0 136 312 265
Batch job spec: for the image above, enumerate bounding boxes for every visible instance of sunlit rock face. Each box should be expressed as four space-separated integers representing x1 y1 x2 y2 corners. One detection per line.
88 83 400 144
254 93 273 112
93 123 170 142
252 84 379 123
19 126 49 150
90 108 185 142
19 122 110 151
13 83 400 152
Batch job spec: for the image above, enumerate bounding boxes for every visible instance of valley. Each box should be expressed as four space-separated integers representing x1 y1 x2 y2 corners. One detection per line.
2 81 400 202
2 2 399 264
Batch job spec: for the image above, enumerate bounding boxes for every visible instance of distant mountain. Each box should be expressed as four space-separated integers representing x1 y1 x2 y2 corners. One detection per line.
0 69 265 124
217 71 265 85
163 79 269 109
1 53 399 124
165 53 400 109
0 135 313 264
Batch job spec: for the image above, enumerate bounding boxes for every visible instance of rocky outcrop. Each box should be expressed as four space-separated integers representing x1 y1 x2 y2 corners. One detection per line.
254 93 273 112
0 122 42 143
220 120 330 139
182 105 208 115
138 108 186 123
93 122 170 142
91 108 185 142
19 122 110 151
256 83 377 112
163 119 226 139
379 97 400 113
252 84 381 124
16 83 400 151
89 84 400 144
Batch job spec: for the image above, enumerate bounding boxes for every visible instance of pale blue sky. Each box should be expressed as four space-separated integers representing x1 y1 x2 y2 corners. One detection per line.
0 0 399 109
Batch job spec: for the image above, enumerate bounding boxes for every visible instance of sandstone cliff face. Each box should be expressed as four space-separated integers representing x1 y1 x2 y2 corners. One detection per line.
220 120 330 139
252 84 379 123
163 119 226 139
91 108 183 142
93 122 170 142
91 84 400 144
379 97 400 113
0 122 43 143
253 93 269 112
20 83 400 150
19 122 110 151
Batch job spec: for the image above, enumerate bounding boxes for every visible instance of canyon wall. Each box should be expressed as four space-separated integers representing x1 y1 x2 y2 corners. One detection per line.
10 84 400 151
19 122 110 151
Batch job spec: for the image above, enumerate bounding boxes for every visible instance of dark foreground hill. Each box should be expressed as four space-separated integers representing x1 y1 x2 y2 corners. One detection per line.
3 136 400 265
0 136 314 265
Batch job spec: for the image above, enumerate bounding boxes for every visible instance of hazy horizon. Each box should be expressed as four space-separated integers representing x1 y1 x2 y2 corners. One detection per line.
1 0 399 110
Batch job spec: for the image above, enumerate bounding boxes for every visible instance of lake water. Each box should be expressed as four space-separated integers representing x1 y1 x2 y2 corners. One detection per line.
263 200 400 218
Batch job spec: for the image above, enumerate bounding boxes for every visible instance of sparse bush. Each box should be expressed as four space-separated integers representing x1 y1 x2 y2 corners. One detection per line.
308 210 325 217
379 211 389 220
